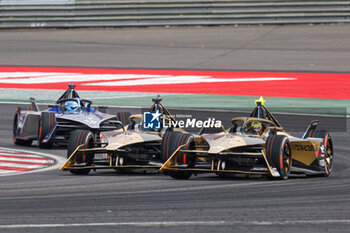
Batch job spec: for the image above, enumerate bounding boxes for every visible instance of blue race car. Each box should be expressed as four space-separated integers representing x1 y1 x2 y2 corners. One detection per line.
13 83 123 148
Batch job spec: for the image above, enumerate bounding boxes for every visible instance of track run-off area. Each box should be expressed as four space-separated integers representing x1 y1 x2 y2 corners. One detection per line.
0 147 61 176
0 66 349 99
0 25 350 233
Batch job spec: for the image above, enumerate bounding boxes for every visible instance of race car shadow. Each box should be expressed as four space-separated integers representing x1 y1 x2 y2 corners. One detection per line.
75 168 163 177
187 173 312 181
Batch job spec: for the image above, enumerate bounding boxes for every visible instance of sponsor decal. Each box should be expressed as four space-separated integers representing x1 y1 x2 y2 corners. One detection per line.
320 145 325 153
319 159 325 167
292 144 319 152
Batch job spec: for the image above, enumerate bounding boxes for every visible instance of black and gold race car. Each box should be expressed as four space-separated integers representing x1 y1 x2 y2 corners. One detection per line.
160 97 334 180
60 95 186 175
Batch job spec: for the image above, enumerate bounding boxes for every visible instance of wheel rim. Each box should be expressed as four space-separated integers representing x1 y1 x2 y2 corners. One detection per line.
281 141 292 177
324 137 333 175
82 134 95 164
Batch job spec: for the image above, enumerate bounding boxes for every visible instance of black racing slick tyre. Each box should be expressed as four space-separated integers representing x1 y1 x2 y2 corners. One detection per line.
308 130 334 177
161 131 195 179
38 112 56 148
13 107 33 146
116 112 131 125
67 130 95 175
265 135 292 180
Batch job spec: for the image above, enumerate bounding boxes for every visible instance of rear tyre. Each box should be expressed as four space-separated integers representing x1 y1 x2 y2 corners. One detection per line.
161 131 195 179
116 112 131 125
67 129 95 175
308 130 334 177
13 107 33 146
265 135 292 180
38 112 56 148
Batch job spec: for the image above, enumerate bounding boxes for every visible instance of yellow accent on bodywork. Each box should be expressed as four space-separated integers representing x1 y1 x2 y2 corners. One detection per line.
255 96 266 105
230 117 245 125
60 144 84 170
159 145 186 171
129 114 142 120
261 149 275 176
129 114 142 125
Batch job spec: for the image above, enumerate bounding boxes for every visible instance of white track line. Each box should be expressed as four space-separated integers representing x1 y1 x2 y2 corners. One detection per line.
0 170 17 175
0 154 53 160
0 152 48 158
0 157 53 164
0 147 65 176
0 161 50 169
0 220 349 229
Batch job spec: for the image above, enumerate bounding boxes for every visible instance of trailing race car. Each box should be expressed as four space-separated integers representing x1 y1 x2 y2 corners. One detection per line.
160 97 334 180
13 83 121 148
60 95 186 175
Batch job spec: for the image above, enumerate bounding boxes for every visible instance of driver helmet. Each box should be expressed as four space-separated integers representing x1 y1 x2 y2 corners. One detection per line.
251 121 263 135
64 101 78 113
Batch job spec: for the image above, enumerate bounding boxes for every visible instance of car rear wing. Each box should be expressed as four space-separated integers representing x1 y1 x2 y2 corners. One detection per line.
30 97 40 111
302 120 318 139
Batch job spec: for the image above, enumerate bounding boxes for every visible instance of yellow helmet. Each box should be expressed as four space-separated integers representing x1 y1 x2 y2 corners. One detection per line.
251 121 263 134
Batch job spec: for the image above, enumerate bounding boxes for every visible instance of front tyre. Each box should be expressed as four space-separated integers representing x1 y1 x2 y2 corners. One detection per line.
265 135 292 180
38 112 56 148
161 131 195 179
67 130 95 175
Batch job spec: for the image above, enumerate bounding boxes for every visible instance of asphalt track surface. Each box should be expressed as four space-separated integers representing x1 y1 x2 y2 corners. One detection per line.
0 25 350 233
0 103 349 233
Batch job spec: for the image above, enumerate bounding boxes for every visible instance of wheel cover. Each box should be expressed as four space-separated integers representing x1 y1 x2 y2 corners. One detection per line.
281 141 292 177
324 138 334 174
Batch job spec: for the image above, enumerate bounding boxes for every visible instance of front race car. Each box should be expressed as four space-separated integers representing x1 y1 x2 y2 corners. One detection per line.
160 98 334 180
